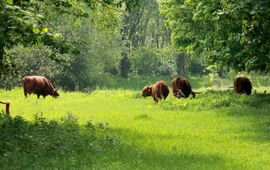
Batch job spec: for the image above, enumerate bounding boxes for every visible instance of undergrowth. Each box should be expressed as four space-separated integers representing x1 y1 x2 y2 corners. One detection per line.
0 113 119 169
160 90 270 111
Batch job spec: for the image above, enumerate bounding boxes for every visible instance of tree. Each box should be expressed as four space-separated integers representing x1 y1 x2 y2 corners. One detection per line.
176 53 186 76
1 0 128 89
0 0 82 81
119 0 172 78
159 0 270 73
0 0 127 72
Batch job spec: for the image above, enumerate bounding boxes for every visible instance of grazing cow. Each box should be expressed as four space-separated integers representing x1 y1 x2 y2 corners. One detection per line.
22 76 59 99
171 77 196 98
142 81 169 102
233 77 252 95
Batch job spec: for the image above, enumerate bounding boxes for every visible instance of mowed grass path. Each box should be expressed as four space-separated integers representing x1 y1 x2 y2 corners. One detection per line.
1 88 270 169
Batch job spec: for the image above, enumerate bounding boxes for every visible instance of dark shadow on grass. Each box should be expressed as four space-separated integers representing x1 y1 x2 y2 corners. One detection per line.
223 93 270 143
94 128 239 170
0 114 118 170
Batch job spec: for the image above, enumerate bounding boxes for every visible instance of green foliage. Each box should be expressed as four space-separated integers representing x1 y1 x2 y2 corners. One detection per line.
0 0 77 53
159 0 270 72
0 54 17 90
161 90 270 111
0 0 79 83
0 113 118 169
3 44 68 88
0 0 123 90
0 0 125 84
130 48 160 76
48 11 121 90
130 47 176 76
122 0 170 49
186 58 209 76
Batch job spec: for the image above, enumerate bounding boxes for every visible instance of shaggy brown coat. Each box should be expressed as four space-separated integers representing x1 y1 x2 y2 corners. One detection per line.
22 76 59 99
142 81 169 102
234 77 252 95
171 77 195 98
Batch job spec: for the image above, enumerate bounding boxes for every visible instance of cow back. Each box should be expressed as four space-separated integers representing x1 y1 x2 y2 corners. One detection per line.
172 77 192 98
234 77 252 95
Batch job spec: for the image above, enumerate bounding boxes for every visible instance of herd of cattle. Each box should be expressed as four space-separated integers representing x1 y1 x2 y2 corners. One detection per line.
20 75 252 102
142 76 252 102
22 75 252 101
0 75 252 115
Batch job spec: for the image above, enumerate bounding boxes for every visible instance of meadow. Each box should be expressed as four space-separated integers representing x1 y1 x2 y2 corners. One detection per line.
1 76 270 169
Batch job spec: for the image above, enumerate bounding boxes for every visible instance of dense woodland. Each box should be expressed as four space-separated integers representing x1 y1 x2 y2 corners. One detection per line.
1 0 270 90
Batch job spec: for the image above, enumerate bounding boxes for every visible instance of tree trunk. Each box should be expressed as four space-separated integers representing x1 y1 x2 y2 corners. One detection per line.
120 15 130 78
120 55 129 78
177 53 186 76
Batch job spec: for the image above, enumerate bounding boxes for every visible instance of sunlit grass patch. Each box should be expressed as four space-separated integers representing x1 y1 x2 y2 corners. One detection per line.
1 87 270 169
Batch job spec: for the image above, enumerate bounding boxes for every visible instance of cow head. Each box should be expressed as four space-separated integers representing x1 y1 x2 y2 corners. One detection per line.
142 86 152 97
52 89 60 98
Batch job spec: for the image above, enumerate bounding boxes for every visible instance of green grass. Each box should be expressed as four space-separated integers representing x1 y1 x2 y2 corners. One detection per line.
1 87 270 169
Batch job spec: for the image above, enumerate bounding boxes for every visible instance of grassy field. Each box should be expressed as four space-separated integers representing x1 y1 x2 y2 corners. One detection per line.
1 85 270 169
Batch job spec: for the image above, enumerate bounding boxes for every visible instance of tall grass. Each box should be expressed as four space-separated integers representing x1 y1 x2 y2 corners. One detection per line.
1 83 270 169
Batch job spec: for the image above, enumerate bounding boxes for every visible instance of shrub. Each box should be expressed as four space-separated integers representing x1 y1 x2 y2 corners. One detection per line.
0 113 119 169
3 44 68 89
130 47 176 76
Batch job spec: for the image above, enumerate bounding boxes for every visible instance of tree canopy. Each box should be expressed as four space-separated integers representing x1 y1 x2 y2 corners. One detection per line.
159 0 270 72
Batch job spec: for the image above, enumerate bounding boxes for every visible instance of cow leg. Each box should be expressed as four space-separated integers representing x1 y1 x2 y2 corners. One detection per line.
152 94 157 103
23 81 28 98
154 93 160 103
23 89 28 98
163 93 168 100
37 94 40 99
163 88 169 100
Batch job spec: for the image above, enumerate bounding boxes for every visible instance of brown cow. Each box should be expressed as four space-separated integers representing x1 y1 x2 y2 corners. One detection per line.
172 77 196 98
234 77 252 95
22 76 59 99
142 81 169 102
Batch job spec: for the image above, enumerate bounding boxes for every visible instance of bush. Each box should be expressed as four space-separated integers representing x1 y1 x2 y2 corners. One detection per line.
0 113 119 169
4 44 68 89
160 90 270 111
130 47 176 76
186 59 209 76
